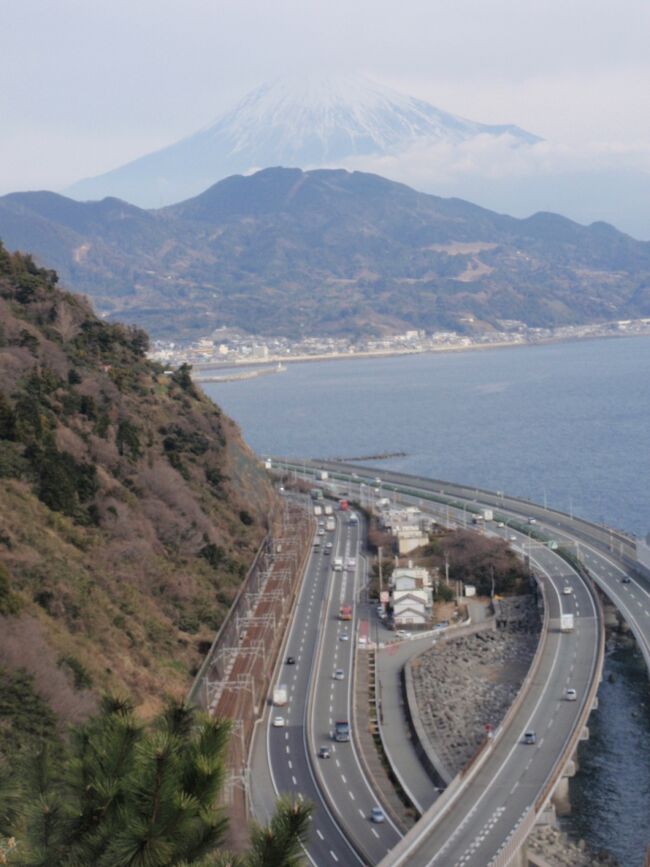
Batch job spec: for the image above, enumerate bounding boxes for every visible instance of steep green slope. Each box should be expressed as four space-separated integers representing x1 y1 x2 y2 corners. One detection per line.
0 242 275 753
1 168 649 340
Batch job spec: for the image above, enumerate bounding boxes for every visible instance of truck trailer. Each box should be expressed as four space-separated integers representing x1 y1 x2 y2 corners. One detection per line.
560 613 575 632
334 720 350 742
273 685 288 706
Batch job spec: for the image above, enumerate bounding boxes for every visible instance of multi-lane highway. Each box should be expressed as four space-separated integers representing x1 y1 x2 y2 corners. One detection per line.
271 461 608 866
250 507 401 865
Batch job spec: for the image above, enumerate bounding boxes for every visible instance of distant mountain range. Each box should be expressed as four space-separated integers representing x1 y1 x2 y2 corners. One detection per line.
1 167 650 340
65 75 541 207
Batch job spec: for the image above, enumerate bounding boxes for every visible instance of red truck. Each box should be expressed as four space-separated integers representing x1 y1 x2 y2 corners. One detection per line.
339 499 349 511
339 605 352 621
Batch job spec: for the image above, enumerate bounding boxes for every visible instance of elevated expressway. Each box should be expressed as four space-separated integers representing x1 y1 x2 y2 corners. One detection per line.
273 460 616 866
312 460 650 676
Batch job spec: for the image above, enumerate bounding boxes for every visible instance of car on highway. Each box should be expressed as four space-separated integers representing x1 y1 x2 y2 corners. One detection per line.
396 630 412 639
347 557 356 568
333 668 345 680
565 688 577 701
286 656 296 665
318 745 331 759
496 521 505 527
370 806 385 823
527 517 537 524
272 716 286 728
509 535 517 542
562 585 572 595
622 576 631 584
523 730 537 745
339 632 349 641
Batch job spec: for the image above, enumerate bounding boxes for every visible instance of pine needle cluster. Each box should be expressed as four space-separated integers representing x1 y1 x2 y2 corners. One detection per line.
0 698 311 867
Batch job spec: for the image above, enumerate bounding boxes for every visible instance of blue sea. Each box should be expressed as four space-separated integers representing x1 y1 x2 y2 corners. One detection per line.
204 335 650 865
205 336 650 537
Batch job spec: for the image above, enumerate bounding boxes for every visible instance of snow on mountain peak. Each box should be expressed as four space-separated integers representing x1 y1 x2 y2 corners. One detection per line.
66 73 540 207
207 73 539 165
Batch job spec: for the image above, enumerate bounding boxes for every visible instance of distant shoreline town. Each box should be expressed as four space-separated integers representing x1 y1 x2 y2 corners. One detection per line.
149 318 650 380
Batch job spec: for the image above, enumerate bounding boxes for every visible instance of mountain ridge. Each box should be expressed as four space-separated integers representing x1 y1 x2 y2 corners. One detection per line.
1 167 649 341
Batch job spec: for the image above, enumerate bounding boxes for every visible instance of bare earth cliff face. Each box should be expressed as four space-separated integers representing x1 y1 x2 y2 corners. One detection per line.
0 242 274 756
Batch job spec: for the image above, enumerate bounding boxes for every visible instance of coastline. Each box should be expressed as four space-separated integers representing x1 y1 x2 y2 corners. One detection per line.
191 329 650 375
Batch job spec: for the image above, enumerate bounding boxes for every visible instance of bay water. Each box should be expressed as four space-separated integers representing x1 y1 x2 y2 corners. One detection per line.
204 335 650 865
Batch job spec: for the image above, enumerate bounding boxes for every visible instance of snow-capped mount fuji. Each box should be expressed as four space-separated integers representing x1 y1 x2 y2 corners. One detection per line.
65 74 541 207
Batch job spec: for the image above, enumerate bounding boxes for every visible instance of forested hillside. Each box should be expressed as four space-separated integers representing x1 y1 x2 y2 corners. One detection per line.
1 167 650 340
0 241 274 760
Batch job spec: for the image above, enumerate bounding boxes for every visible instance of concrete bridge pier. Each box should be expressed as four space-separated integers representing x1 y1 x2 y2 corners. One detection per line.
550 720 590 816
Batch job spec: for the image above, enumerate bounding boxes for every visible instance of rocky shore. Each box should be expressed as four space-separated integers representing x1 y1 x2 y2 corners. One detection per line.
410 595 540 777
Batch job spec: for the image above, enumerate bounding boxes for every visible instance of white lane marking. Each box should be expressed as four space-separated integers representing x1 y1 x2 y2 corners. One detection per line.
330 851 339 862
372 828 380 838
341 774 347 784
288 760 293 769
510 781 519 795
348 790 355 800
292 775 297 785
316 829 324 840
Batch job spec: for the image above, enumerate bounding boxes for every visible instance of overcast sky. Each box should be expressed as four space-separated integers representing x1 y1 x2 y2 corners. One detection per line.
2 0 650 195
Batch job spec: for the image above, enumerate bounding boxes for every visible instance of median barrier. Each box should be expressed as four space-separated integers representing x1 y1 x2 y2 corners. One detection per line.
350 644 410 832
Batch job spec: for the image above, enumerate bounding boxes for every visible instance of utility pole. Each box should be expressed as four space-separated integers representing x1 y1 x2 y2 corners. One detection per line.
378 545 383 597
444 554 450 587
